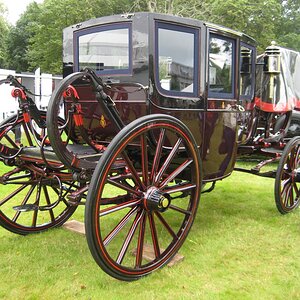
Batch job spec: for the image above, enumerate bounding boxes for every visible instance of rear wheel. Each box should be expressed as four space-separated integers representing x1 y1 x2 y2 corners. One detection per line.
0 113 77 235
85 114 202 281
275 136 300 214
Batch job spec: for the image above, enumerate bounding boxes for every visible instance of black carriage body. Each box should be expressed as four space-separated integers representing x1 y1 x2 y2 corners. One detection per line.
62 12 256 182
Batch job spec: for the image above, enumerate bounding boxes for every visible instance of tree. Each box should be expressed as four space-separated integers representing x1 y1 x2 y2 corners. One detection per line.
131 0 282 52
205 0 282 52
5 0 300 74
0 1 9 68
275 0 300 51
26 0 137 74
5 2 41 72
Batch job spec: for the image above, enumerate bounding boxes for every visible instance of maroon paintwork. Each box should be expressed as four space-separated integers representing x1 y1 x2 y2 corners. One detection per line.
63 12 256 182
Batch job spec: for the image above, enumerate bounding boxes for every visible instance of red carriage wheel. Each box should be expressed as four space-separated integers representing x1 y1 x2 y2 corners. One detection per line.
0 113 77 235
85 114 202 281
275 136 300 214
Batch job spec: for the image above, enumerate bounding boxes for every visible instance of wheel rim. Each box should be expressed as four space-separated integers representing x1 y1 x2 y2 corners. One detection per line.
86 116 201 279
277 139 300 213
0 113 77 234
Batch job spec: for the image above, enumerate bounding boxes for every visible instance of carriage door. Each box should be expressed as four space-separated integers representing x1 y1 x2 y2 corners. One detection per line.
202 33 238 180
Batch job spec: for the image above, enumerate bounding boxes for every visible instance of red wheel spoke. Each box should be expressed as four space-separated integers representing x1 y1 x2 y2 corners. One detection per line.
283 184 292 207
12 184 36 222
148 212 160 259
121 151 145 190
22 122 34 146
116 210 144 265
0 184 28 207
51 186 60 196
160 159 193 188
107 178 142 196
281 179 291 199
43 186 55 223
295 146 300 166
140 134 149 186
3 134 19 149
289 148 295 169
154 138 182 184
103 206 139 246
169 204 192 215
150 128 166 183
293 182 300 198
32 183 42 227
163 183 196 194
155 211 177 239
99 199 141 217
289 185 294 207
282 169 292 179
135 211 146 268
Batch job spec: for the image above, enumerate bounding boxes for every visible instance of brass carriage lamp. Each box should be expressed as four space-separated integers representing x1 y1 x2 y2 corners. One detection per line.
241 48 251 74
264 41 281 74
240 48 251 96
264 41 281 100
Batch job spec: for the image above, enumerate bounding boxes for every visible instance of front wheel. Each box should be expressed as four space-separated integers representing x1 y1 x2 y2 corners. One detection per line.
275 136 300 214
0 112 77 235
85 114 202 281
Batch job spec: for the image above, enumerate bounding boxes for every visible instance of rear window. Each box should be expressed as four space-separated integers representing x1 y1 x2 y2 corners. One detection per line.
74 23 132 75
209 34 235 98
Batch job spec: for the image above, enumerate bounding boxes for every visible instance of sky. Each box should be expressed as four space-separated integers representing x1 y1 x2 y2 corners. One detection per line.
2 0 44 25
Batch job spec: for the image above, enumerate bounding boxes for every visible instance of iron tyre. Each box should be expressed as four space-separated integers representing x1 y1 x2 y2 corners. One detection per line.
85 114 202 281
275 136 300 214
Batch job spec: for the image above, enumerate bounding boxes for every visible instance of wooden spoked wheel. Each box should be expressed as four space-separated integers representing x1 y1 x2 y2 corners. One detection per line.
0 113 77 235
275 136 300 214
85 114 202 281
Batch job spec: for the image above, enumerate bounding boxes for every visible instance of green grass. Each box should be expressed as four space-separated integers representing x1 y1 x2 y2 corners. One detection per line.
1 165 300 299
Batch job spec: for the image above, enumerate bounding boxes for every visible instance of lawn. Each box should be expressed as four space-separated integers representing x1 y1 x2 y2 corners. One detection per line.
0 165 300 299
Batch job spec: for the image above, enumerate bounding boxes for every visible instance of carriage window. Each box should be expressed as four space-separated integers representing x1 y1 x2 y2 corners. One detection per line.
209 35 235 98
240 44 255 98
156 23 198 96
74 24 131 75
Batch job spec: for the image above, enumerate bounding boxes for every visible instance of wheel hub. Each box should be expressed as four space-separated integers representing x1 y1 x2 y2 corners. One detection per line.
143 187 170 212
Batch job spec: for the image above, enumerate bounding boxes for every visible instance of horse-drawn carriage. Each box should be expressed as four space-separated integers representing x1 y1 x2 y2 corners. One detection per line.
0 12 299 281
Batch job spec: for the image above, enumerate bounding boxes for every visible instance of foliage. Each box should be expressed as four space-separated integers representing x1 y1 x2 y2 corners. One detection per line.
206 0 282 53
0 1 9 68
276 0 300 50
26 0 136 74
132 0 283 53
5 2 41 72
3 0 300 73
133 0 299 52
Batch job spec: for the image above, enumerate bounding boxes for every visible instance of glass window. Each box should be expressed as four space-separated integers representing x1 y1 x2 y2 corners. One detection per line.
209 35 235 97
240 44 254 98
156 23 198 96
75 24 131 74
